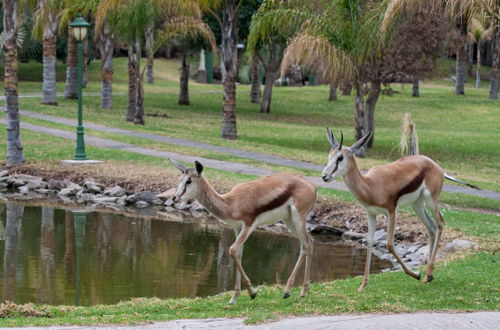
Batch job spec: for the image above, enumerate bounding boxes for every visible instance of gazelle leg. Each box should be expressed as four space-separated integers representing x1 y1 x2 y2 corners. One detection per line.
411 197 437 262
229 228 244 305
229 225 257 301
300 233 313 297
387 210 421 280
283 207 310 298
423 198 445 283
358 213 376 292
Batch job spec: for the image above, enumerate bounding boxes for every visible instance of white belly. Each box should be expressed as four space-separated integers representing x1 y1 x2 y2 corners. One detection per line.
397 184 424 209
253 198 293 228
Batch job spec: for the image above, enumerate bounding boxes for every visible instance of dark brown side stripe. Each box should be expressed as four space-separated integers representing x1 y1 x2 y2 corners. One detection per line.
250 185 295 219
396 169 426 201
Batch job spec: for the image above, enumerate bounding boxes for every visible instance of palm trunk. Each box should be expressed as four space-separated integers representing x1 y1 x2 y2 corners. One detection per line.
341 81 352 95
3 202 23 302
179 55 190 105
261 70 278 113
250 54 261 103
329 83 338 101
456 42 466 95
354 82 365 157
490 33 499 100
476 42 481 88
126 43 138 122
146 24 154 84
220 0 238 139
3 0 24 166
365 80 381 149
100 26 113 109
467 42 473 78
64 25 77 99
412 76 419 97
40 207 55 303
133 40 144 125
41 13 58 105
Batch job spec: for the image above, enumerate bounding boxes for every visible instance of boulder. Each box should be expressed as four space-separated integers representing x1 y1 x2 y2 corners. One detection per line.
0 170 8 177
309 224 344 236
26 181 43 190
156 188 176 201
342 231 366 241
104 186 126 197
83 179 102 194
47 179 66 190
18 186 30 195
374 229 387 242
443 239 472 253
13 180 25 188
126 191 156 204
92 196 119 204
164 199 175 207
57 185 81 197
15 174 41 182
135 201 149 208
0 182 8 190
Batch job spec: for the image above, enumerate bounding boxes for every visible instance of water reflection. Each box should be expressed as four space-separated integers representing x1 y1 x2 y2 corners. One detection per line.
0 202 391 306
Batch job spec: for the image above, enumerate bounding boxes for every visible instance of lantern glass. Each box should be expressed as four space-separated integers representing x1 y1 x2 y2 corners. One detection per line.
72 26 87 41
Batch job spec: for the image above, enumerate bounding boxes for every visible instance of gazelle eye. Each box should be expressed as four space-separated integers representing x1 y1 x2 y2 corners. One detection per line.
186 179 192 185
338 155 344 162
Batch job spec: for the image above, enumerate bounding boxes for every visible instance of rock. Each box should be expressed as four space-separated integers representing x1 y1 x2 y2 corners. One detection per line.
374 229 387 242
164 206 176 212
0 170 8 177
0 176 9 183
57 185 81 197
15 174 41 182
309 224 344 236
190 200 205 212
155 188 176 201
116 196 127 206
104 186 126 197
13 180 25 187
164 199 175 207
77 192 95 203
126 191 156 204
18 186 30 195
26 181 43 190
380 253 395 261
443 239 472 253
175 200 192 210
34 188 52 195
405 253 426 263
153 198 164 205
92 196 118 204
342 231 366 241
395 245 408 257
47 179 66 190
5 176 15 185
135 201 149 208
407 243 423 254
0 182 8 190
83 179 102 194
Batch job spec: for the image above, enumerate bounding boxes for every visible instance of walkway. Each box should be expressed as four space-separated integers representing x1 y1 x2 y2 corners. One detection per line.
5 312 500 330
1 110 499 200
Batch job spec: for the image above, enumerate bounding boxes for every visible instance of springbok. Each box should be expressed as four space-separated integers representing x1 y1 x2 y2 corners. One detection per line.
169 159 317 304
321 129 477 291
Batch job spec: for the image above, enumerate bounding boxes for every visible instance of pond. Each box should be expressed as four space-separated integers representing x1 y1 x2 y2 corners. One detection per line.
0 201 391 306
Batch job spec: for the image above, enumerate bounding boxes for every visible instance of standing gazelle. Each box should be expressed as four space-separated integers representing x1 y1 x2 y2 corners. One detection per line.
321 129 467 291
169 159 317 304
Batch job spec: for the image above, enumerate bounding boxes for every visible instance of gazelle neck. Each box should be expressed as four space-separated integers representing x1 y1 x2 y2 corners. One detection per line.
343 156 371 202
196 177 230 220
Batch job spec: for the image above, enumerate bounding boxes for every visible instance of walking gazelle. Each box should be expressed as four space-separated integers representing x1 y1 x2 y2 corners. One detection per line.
321 129 476 291
169 159 317 304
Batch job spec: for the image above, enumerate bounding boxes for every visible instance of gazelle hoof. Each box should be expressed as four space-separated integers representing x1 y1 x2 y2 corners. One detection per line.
357 285 366 292
249 290 258 300
283 292 291 299
228 300 236 305
415 272 421 280
423 275 434 283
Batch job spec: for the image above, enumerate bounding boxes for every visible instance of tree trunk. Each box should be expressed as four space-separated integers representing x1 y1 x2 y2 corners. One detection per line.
220 0 238 139
40 207 55 303
329 83 338 101
250 54 261 103
126 43 138 122
179 55 190 105
456 41 466 95
476 42 481 88
41 13 58 105
365 80 381 148
467 41 473 78
261 70 278 113
4 0 24 166
133 40 144 125
489 33 499 100
341 81 352 95
64 25 77 99
412 76 419 97
354 82 365 157
146 24 154 84
100 26 113 109
3 202 23 302
82 38 88 88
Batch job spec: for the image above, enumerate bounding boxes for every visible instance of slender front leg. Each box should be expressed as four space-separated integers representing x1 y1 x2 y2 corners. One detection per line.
300 233 313 297
229 225 256 301
386 210 420 280
424 207 444 283
358 213 376 291
229 228 244 305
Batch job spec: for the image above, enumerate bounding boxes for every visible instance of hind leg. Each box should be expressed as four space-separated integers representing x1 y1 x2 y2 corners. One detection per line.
423 193 445 283
411 196 437 264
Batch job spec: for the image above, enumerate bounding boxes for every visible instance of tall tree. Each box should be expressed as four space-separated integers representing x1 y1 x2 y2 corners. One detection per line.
96 21 115 109
3 0 25 166
33 0 65 105
249 52 261 103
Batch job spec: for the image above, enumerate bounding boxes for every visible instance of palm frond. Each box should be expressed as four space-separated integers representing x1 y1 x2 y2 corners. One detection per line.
156 16 216 53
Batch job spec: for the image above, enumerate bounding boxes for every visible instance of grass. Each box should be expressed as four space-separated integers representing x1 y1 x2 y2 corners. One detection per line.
0 57 499 326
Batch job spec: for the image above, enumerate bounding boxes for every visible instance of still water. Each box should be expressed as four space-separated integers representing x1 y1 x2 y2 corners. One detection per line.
0 201 391 306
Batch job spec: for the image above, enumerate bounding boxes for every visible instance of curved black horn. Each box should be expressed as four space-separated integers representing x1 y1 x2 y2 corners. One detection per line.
339 130 344 150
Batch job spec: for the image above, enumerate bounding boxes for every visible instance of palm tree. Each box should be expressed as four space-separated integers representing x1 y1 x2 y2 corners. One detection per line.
33 0 65 105
3 0 25 166
468 18 494 88
200 0 247 139
96 20 115 109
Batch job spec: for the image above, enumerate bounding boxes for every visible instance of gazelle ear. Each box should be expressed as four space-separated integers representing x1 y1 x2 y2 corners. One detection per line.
349 131 373 154
326 127 338 148
168 158 187 173
194 161 204 177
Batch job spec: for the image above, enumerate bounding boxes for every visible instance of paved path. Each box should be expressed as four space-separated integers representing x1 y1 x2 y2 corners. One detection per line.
5 312 500 330
1 110 499 200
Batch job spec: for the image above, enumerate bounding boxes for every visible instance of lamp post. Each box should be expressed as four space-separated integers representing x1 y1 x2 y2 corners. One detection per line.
70 15 91 160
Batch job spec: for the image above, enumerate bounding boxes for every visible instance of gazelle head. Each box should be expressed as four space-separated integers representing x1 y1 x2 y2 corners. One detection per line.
321 128 372 182
168 159 204 203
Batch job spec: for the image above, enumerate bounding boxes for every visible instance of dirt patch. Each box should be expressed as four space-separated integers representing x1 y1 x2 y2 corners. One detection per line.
5 161 456 244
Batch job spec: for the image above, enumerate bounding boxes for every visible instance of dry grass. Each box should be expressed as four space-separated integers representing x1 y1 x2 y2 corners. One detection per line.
0 301 50 318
